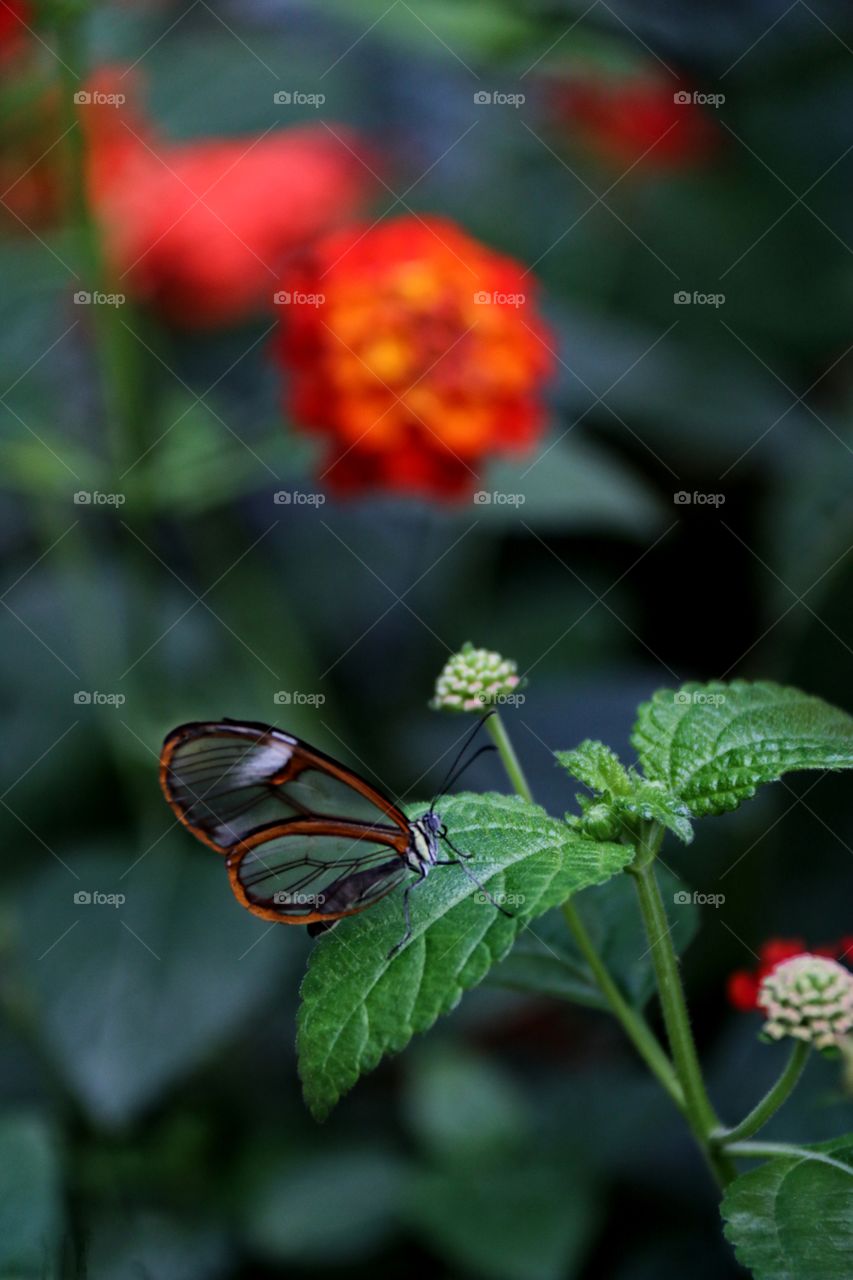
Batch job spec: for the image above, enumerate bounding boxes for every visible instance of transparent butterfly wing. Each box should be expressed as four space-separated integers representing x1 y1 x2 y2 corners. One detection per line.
160 720 407 852
228 825 411 922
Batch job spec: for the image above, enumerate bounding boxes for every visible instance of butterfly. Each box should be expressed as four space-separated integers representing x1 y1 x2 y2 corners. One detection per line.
158 715 506 953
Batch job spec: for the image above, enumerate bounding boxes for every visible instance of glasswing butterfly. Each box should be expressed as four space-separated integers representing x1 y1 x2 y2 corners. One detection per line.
158 716 506 954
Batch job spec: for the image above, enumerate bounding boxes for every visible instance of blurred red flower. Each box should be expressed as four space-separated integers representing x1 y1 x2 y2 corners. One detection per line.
727 935 851 1011
552 68 717 171
275 215 553 499
0 0 30 61
82 70 373 327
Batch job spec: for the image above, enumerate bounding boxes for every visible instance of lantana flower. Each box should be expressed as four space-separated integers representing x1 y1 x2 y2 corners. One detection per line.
82 69 372 327
728 936 853 1011
759 954 853 1054
430 643 523 712
275 215 553 499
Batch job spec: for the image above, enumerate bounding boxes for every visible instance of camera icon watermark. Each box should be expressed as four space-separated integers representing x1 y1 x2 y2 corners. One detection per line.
673 491 725 507
474 890 526 906
673 90 725 108
473 90 525 108
272 890 326 905
73 889 126 907
473 289 525 308
273 691 326 706
73 291 125 307
273 490 326 506
273 90 325 107
73 690 127 707
673 290 725 308
73 490 126 506
273 290 325 307
74 90 126 107
473 490 526 506
673 889 725 908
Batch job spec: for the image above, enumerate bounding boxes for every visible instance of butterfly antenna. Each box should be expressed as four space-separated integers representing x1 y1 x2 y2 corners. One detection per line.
429 710 495 812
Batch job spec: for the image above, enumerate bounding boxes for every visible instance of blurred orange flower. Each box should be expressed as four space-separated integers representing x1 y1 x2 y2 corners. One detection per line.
553 68 717 171
82 70 373 328
0 0 30 61
275 215 553 499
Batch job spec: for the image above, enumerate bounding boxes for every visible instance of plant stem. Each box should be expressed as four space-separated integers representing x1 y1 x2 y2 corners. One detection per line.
713 1042 810 1147
724 1141 853 1176
484 713 683 1111
560 900 684 1109
485 711 534 803
53 7 144 479
630 834 735 1187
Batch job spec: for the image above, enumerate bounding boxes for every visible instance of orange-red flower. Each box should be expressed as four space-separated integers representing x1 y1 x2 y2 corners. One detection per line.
275 215 553 499
82 70 373 328
728 936 852 1011
552 67 717 171
0 0 30 61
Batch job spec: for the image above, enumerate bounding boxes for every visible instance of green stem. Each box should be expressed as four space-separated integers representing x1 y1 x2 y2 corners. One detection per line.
713 1042 810 1146
630 834 735 1187
724 1141 853 1176
485 713 682 1110
53 7 144 479
560 899 684 1109
485 711 533 803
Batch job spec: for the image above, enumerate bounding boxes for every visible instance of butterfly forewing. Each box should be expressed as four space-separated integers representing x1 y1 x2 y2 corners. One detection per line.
160 720 408 852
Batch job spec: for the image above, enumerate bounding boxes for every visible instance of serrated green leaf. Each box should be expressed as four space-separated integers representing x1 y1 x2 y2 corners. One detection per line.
296 793 631 1120
491 866 698 1011
632 681 853 816
556 740 631 796
619 779 694 844
721 1136 853 1279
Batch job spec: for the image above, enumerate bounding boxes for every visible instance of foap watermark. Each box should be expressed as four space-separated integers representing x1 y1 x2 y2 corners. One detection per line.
74 690 126 707
673 490 725 507
74 490 126 506
73 889 126 907
74 290 125 307
474 289 525 308
473 490 525 506
274 691 326 706
273 890 326 905
674 290 725 308
674 90 725 108
473 90 525 108
274 290 325 307
480 691 525 707
273 90 325 107
474 890 526 907
674 690 726 707
273 490 326 506
673 889 725 908
74 89 125 107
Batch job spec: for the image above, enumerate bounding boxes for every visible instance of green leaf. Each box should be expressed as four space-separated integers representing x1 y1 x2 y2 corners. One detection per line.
296 792 631 1120
16 844 292 1126
556 740 631 796
721 1137 853 1279
616 779 694 844
0 1114 62 1277
632 681 853 816
243 1149 406 1265
406 1158 599 1280
491 866 698 1011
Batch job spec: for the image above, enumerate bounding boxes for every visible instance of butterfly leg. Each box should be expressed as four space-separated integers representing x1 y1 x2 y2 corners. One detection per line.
387 869 426 960
439 828 472 859
435 852 513 919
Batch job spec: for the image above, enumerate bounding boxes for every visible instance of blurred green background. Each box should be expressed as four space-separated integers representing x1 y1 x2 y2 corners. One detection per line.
2 0 853 1276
